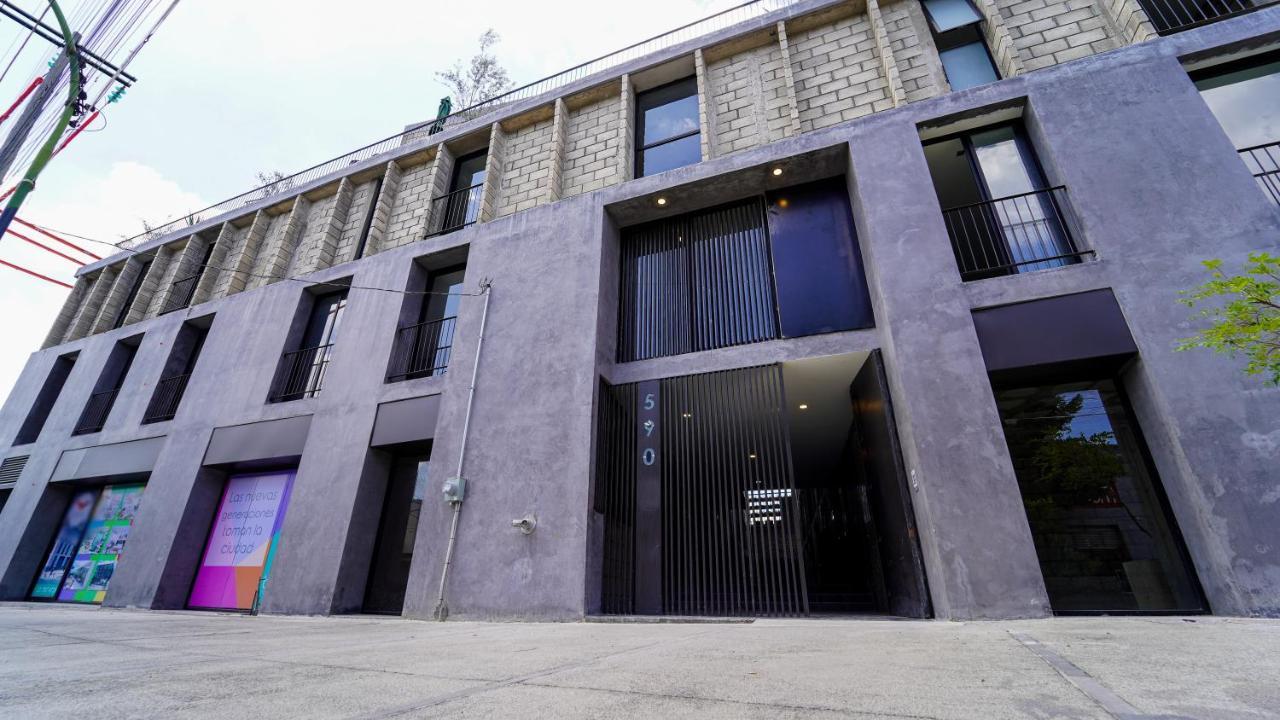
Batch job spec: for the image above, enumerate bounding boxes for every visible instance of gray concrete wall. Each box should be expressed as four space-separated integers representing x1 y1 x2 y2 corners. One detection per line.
1 10 1279 619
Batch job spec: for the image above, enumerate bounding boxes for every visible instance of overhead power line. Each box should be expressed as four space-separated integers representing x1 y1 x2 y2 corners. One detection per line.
0 0 136 84
0 256 72 287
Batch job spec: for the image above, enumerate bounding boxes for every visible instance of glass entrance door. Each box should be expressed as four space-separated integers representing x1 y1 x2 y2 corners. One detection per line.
362 455 429 614
996 380 1206 613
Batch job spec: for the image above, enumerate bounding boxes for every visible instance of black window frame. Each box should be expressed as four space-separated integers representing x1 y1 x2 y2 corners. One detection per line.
920 0 1001 90
634 76 701 178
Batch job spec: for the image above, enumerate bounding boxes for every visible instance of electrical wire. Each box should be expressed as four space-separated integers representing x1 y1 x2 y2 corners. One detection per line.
24 219 485 297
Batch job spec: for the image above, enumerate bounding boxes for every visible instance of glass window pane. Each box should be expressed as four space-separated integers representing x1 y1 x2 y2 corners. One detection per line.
1195 58 1280 149
940 42 999 91
971 126 1043 198
923 0 982 32
642 94 699 146
641 133 701 176
996 380 1205 613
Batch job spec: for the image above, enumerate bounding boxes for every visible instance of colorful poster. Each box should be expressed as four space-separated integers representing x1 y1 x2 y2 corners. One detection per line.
188 471 295 611
30 489 99 599
57 484 146 603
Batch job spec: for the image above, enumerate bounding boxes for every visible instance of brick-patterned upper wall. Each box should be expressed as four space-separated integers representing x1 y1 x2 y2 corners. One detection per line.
1000 0 1118 71
562 96 621 198
57 0 1175 345
497 119 555 217
708 42 791 156
383 162 433 251
789 11 894 132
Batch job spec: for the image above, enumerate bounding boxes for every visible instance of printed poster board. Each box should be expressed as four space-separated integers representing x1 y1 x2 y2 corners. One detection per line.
188 471 295 611
30 484 145 603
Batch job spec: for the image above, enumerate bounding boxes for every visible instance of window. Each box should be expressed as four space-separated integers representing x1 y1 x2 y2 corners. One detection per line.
617 177 873 362
161 242 214 314
923 122 1086 279
30 484 146 604
143 319 211 423
920 0 999 91
635 77 701 178
269 290 347 402
1193 52 1280 205
996 379 1206 613
73 339 139 435
353 174 385 261
388 265 465 381
14 352 77 444
428 149 487 237
111 260 151 329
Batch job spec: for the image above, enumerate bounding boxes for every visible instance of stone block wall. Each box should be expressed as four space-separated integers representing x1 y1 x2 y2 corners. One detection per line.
789 11 894 132
383 161 433 250
708 41 791 156
562 95 622 198
1001 0 1119 71
496 118 556 217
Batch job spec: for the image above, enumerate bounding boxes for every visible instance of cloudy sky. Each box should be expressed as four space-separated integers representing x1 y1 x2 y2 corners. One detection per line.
0 0 738 405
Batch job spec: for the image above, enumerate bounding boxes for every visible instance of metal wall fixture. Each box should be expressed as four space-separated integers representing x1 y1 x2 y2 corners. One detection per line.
939 186 1092 281
1137 0 1265 35
386 316 458 381
268 343 333 403
1239 141 1280 206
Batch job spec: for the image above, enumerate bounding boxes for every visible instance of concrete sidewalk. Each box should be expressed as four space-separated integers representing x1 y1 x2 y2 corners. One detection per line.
0 604 1275 719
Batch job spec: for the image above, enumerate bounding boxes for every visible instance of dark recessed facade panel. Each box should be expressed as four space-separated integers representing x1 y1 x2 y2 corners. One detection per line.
972 289 1138 376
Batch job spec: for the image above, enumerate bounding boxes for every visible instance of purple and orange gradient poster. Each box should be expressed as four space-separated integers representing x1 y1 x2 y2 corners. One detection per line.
188 471 295 611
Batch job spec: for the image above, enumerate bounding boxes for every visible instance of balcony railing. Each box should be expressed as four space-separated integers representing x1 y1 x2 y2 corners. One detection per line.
426 184 484 237
73 388 120 435
159 273 200 315
940 186 1092 281
1240 141 1280 207
386 317 457 382
1137 0 1264 34
142 373 192 424
268 344 333 403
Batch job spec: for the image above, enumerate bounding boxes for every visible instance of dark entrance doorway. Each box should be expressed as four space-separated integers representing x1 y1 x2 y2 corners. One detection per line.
995 378 1207 614
593 351 929 618
362 452 430 614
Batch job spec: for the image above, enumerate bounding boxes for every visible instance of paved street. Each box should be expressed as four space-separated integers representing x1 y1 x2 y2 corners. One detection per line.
0 604 1276 719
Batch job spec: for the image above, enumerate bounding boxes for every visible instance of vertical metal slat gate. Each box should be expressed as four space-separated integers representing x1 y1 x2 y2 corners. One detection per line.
596 365 808 616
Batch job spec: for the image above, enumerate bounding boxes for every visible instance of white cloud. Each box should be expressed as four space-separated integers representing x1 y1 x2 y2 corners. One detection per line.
0 162 206 406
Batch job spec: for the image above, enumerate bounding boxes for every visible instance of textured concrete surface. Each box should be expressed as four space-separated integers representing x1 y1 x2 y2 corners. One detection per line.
1 605 1277 720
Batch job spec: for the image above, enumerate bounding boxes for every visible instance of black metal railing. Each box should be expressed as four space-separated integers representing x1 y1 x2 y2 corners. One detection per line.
386 317 457 381
268 344 333 403
940 186 1091 281
159 273 200 315
142 373 192 423
73 388 120 435
1240 141 1280 207
425 184 484 237
1137 0 1263 34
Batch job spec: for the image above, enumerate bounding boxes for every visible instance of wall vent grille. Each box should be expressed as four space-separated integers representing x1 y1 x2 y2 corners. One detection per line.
0 454 29 485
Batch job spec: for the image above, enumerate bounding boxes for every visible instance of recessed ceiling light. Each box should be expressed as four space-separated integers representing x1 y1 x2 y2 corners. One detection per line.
771 167 783 176
748 453 758 460
681 412 693 419
798 404 808 410
656 197 667 206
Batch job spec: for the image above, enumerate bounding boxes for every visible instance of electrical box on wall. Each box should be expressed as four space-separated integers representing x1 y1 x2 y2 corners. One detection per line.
442 476 466 504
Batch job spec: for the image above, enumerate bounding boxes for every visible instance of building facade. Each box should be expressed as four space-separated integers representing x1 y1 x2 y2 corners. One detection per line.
0 0 1278 620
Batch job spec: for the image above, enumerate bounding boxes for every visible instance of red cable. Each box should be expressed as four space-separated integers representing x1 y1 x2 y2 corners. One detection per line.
0 258 72 288
0 77 43 125
12 217 102 259
5 228 84 265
